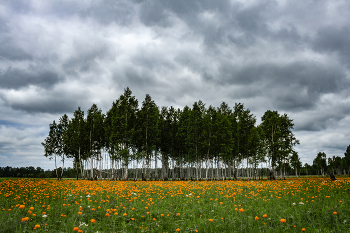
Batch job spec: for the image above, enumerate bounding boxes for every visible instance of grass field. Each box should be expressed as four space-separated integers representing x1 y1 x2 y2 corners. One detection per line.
0 178 349 232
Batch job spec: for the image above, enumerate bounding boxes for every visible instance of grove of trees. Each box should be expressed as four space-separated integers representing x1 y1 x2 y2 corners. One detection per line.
40 87 349 180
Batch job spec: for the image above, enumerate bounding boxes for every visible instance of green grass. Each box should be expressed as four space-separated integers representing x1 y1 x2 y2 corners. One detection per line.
0 178 349 232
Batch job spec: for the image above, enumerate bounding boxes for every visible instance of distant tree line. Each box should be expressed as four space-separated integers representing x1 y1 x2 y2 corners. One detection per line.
0 166 76 178
40 87 350 180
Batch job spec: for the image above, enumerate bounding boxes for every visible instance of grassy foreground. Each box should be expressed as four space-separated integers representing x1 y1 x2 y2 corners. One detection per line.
0 178 349 232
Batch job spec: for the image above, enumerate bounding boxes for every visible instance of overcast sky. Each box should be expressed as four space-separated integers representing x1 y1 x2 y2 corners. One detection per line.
1 0 349 170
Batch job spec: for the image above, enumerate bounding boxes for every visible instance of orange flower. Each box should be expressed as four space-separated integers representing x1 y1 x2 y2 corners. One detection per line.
90 219 96 223
78 211 82 215
153 218 156 221
62 204 66 206
161 214 164 217
123 213 127 216
176 228 180 232
209 219 213 222
30 207 34 210
32 214 36 217
239 208 244 212
333 212 337 215
263 214 267 218
21 217 29 222
131 218 135 221
106 213 110 217
19 205 25 209
302 228 306 231
73 227 79 231
177 213 180 216
255 216 259 220
280 219 286 223
35 224 40 228
78 230 83 233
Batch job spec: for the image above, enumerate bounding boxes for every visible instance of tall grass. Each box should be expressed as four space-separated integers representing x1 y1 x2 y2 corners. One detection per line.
0 178 349 232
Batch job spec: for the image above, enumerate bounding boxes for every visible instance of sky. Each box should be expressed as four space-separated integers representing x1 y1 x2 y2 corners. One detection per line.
0 0 349 170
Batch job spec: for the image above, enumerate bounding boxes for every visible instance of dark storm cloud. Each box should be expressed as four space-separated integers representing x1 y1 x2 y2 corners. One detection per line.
0 67 62 90
313 25 350 67
218 61 346 111
79 0 136 26
10 98 76 114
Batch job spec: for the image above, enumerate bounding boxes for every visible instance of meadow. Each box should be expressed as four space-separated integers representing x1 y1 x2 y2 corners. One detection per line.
0 178 349 232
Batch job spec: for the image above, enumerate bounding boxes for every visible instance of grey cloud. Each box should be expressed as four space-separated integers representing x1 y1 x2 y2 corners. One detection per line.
138 1 173 28
0 42 33 61
9 96 81 114
313 26 350 67
0 67 62 90
217 61 347 111
79 0 136 26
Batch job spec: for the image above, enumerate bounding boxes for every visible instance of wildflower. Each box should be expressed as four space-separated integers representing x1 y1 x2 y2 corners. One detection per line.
239 208 244 212
131 218 135 221
280 219 286 223
19 205 25 209
78 212 82 215
302 228 306 231
73 227 79 231
42 215 47 218
255 216 259 220
153 218 156 221
177 213 180 216
209 219 213 222
42 212 46 215
176 228 180 232
161 214 164 217
90 219 96 223
333 212 337 215
106 213 110 217
123 213 127 216
63 204 66 206
33 214 36 217
35 224 40 228
30 207 34 210
22 217 29 222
